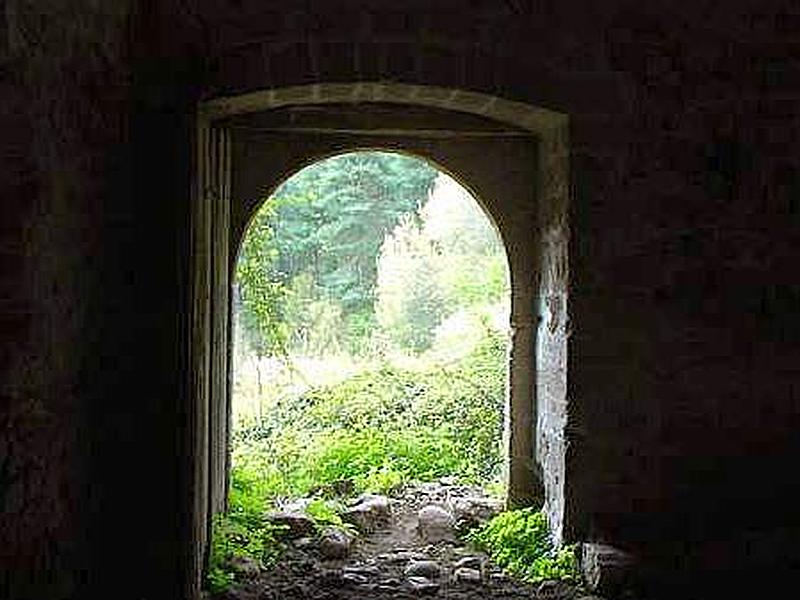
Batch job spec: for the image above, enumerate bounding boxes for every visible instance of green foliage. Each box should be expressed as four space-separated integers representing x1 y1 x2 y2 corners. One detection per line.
232 328 508 505
236 151 438 357
304 499 358 535
375 215 447 352
466 508 579 584
206 545 235 593
342 309 378 355
374 172 508 354
236 202 288 357
283 272 345 356
296 427 463 494
206 469 286 593
439 252 508 309
269 152 437 334
236 151 508 358
421 174 508 310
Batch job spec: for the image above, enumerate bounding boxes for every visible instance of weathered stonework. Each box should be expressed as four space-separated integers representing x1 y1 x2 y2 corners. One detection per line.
3 2 799 599
535 125 571 546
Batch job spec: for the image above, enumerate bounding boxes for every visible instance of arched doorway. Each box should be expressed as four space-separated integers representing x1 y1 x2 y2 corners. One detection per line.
228 150 512 560
190 83 571 594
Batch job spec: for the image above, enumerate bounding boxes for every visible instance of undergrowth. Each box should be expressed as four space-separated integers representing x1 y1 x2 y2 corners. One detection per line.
207 330 507 592
232 330 506 501
207 473 285 594
465 507 579 584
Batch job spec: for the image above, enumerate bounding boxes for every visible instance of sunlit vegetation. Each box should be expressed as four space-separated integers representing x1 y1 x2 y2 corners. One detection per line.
232 328 507 501
466 508 579 584
231 154 510 501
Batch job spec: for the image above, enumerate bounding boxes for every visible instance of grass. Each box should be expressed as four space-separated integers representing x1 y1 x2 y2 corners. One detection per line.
465 507 579 584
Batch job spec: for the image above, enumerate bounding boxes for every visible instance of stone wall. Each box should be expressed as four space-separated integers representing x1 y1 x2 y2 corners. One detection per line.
536 129 571 545
2 1 798 598
1 4 130 597
1 2 199 598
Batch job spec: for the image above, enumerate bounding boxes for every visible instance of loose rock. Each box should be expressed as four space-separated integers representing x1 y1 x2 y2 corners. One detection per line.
228 555 261 579
417 504 455 542
341 572 369 585
267 511 316 539
293 536 315 550
343 564 381 577
406 575 440 593
538 579 575 598
453 566 482 583
343 494 391 532
281 497 314 513
404 559 441 579
356 582 378 592
379 550 428 564
319 527 352 559
214 480 578 600
453 555 483 570
450 495 502 531
317 569 343 587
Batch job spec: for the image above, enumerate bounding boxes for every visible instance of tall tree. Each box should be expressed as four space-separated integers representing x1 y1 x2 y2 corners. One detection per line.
375 173 510 354
237 151 437 356
270 152 437 316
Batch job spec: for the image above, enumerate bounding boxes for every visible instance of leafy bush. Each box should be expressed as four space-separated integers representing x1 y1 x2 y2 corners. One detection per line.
235 202 289 359
297 427 463 494
304 499 358 535
207 468 286 593
465 507 579 584
232 328 508 502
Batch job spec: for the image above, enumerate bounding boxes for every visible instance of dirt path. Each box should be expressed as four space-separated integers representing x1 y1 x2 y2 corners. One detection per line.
215 481 583 600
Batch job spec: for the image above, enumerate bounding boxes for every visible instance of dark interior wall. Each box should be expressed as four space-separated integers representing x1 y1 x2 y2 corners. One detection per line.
2 3 199 598
0 62 93 600
1 5 133 598
1 1 798 599
562 6 800 592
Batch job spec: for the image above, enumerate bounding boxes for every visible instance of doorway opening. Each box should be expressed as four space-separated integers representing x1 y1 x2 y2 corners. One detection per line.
231 151 510 481
216 149 511 583
192 83 572 599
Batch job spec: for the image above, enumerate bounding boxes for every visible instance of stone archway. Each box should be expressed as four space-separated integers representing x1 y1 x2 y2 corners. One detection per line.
190 83 571 594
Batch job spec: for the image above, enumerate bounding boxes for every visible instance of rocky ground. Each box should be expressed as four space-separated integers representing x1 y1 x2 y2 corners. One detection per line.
213 480 593 600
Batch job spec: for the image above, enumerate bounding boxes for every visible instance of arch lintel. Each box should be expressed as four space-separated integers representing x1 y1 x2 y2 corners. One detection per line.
199 83 568 135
